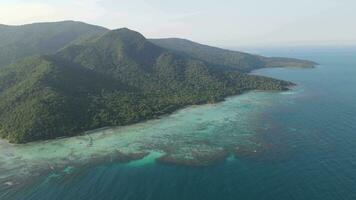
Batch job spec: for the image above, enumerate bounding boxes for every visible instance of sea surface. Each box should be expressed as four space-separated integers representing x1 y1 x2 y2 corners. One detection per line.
1 48 356 200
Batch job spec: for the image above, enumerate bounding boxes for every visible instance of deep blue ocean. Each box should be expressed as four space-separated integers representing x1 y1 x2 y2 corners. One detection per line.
2 48 356 200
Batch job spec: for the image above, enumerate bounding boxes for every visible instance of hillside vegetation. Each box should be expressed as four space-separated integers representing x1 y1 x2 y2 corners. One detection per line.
150 38 316 72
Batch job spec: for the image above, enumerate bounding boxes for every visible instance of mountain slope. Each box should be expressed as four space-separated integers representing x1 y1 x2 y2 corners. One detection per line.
150 38 316 72
0 28 293 143
0 55 134 143
0 21 108 67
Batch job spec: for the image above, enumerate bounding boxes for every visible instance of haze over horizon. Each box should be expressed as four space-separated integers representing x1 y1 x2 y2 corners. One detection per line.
1 0 356 48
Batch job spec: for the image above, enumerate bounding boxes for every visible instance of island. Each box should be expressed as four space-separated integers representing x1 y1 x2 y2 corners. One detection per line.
0 21 316 143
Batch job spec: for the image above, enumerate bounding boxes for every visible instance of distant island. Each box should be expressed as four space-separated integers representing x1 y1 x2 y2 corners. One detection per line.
0 21 316 143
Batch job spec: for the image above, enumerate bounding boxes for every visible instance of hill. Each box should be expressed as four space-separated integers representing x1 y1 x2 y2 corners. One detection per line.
150 38 316 72
0 21 108 67
0 28 293 143
0 21 316 71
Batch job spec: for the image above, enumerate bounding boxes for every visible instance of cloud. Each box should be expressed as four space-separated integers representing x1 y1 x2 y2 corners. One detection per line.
0 3 55 24
0 1 106 25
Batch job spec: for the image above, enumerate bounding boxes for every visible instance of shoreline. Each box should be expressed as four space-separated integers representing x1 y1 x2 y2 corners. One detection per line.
0 89 290 183
0 86 291 146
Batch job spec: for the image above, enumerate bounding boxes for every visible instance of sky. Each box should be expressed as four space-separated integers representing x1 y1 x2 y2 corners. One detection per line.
0 0 356 48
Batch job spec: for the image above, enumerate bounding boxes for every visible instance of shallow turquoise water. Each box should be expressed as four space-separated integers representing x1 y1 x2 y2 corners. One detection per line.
1 48 356 199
